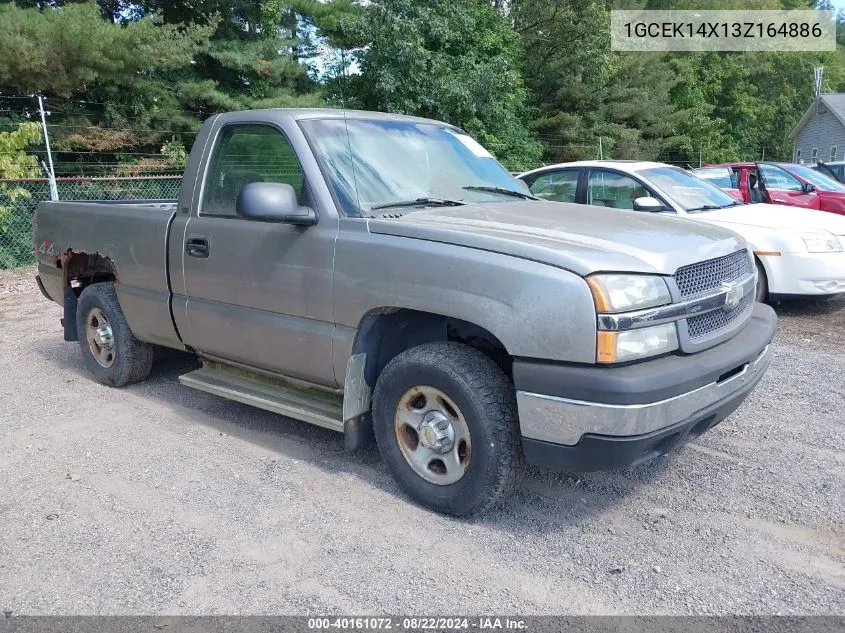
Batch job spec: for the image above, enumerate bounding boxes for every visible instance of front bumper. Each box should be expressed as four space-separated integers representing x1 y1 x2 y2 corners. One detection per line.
763 250 845 296
514 303 777 472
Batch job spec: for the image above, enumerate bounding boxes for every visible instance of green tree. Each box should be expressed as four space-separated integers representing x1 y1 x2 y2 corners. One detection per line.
331 0 541 171
513 0 687 162
128 0 329 114
0 122 42 268
665 48 845 164
0 2 211 98
0 2 327 173
0 2 215 171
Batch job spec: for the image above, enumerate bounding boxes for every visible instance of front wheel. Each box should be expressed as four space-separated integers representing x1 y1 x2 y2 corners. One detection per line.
372 342 523 516
75 282 153 387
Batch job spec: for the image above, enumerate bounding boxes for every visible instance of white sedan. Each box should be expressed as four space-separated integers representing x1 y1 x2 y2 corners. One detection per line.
517 160 845 301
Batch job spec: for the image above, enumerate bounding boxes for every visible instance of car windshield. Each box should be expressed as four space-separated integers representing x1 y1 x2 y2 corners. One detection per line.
786 164 845 192
640 166 741 212
299 118 528 216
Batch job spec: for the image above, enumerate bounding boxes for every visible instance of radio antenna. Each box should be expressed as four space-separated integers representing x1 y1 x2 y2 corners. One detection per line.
337 48 362 214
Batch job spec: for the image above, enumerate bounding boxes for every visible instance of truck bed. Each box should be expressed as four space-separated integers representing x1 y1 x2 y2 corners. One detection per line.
34 199 180 347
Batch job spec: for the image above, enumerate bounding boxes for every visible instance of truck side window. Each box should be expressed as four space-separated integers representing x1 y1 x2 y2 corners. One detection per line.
202 124 305 217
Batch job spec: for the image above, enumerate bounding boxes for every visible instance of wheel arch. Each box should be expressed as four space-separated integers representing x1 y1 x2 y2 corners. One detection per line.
351 307 513 389
58 251 119 342
62 250 118 294
341 307 515 452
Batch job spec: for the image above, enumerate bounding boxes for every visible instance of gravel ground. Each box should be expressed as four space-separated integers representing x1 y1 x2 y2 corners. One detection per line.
0 266 843 615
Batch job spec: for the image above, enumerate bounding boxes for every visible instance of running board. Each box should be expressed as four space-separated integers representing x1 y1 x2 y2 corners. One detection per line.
178 362 344 433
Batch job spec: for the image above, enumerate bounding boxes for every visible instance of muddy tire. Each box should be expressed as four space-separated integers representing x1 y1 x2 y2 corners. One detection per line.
372 341 523 517
75 282 153 387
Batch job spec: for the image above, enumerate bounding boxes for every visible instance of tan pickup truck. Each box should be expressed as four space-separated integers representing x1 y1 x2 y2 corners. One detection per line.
33 108 777 515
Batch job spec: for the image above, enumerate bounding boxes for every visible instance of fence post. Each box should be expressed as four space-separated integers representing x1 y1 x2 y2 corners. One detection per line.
36 95 59 201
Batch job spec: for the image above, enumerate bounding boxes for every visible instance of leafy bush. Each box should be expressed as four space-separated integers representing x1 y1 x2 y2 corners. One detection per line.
0 122 41 269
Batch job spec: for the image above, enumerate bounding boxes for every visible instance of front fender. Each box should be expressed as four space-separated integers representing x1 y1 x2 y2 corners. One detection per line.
331 221 598 383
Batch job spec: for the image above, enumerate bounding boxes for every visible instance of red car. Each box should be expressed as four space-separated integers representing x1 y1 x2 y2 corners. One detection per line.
691 162 845 216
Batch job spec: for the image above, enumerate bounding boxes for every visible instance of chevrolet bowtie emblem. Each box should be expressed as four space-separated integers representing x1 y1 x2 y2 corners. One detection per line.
722 280 744 311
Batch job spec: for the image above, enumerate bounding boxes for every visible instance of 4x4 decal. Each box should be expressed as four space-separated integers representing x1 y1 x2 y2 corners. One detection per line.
38 240 56 256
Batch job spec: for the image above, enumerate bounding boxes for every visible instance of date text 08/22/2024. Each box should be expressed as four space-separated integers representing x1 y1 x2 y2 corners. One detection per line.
307 617 527 630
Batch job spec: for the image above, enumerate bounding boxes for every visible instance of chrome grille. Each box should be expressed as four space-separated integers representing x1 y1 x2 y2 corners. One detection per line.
675 250 751 299
687 293 753 339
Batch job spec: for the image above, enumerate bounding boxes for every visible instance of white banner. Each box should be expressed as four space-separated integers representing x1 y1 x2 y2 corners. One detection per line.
611 10 836 52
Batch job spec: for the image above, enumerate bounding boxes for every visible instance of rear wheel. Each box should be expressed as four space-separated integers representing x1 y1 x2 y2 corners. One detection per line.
372 341 523 516
76 282 153 387
755 258 769 303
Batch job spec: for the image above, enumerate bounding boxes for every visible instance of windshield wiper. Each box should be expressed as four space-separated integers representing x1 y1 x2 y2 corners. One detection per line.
688 200 744 212
462 185 537 200
370 197 466 211
686 204 725 212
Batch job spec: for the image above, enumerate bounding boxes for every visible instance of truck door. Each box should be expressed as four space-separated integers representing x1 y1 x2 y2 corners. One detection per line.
756 162 820 209
180 122 338 386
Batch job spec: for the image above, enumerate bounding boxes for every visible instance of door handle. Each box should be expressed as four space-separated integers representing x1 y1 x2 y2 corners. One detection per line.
186 237 210 258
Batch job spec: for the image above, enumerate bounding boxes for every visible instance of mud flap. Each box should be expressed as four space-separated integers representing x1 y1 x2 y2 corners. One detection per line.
344 413 375 451
63 286 79 342
343 353 373 450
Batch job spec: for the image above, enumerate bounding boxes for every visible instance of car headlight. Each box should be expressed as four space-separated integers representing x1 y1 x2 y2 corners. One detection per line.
586 274 671 313
800 231 843 253
597 323 679 364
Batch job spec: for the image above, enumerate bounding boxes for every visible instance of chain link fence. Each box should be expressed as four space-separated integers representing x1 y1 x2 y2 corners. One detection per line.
0 175 182 269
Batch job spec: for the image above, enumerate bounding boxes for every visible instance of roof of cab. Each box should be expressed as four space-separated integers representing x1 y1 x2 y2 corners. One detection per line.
213 107 459 129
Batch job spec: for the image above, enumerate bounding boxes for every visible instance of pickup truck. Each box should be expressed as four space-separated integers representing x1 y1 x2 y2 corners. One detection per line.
33 108 777 516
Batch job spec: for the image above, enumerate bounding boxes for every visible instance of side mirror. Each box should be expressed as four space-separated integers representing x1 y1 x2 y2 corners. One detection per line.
632 196 666 212
236 182 317 226
803 182 816 194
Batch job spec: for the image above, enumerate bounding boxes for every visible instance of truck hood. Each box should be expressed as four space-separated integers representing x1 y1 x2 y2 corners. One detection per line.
691 203 845 234
366 201 746 277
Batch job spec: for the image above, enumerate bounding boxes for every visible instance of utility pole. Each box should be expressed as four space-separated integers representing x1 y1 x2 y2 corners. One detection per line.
36 95 58 201
814 66 824 99
699 146 702 168
598 136 603 160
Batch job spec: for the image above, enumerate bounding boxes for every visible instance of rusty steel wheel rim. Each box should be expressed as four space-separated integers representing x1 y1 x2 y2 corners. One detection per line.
85 307 115 368
394 385 472 485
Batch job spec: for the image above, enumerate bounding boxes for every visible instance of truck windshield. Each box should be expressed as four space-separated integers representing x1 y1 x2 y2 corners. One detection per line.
300 118 529 216
640 166 741 212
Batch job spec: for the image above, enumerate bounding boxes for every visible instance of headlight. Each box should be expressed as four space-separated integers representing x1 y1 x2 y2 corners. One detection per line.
586 274 671 313
800 231 843 253
597 323 679 364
